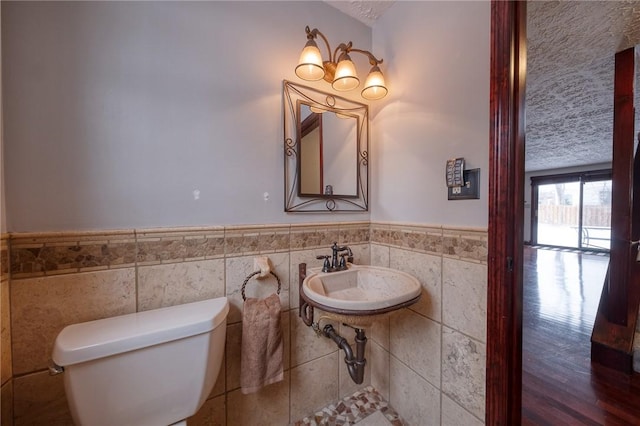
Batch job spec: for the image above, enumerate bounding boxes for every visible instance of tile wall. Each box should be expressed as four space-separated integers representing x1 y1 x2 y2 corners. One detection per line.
3 221 487 425
1 234 12 424
369 222 487 426
4 222 370 425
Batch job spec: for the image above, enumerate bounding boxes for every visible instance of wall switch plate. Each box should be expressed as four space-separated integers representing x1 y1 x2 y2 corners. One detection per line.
447 168 480 200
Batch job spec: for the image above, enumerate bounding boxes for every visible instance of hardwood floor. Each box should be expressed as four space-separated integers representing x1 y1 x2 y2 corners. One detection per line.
522 246 640 425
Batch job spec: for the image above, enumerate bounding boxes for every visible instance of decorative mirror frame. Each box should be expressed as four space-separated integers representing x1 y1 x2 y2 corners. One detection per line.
283 80 369 212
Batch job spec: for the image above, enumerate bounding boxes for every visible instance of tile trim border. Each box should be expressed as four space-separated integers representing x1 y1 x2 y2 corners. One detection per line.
371 221 488 264
1 237 8 280
8 222 373 279
8 221 486 278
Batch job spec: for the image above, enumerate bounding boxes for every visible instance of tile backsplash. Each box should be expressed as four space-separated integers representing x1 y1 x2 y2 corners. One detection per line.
1 234 12 425
369 221 488 425
3 221 487 425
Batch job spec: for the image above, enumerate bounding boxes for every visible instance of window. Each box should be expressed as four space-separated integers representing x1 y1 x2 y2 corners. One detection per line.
531 170 611 251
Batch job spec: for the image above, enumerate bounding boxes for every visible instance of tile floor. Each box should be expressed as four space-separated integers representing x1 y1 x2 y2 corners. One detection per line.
293 386 405 426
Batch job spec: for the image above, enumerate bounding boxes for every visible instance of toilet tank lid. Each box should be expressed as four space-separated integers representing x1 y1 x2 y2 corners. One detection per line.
52 297 229 367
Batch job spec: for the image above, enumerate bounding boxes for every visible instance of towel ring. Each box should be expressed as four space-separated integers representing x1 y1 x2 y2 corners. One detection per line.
241 271 282 301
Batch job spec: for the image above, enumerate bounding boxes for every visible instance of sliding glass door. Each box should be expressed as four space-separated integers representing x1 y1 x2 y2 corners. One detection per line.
536 181 581 248
581 180 611 250
532 170 611 251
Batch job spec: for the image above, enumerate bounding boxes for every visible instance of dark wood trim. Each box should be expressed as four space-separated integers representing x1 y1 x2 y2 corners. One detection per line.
298 106 325 195
607 46 635 325
629 140 640 347
589 48 640 373
591 260 634 374
487 1 526 424
529 169 612 185
591 339 633 375
300 111 321 137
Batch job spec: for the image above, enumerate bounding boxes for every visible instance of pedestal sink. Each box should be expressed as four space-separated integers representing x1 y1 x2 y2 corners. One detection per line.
300 264 421 326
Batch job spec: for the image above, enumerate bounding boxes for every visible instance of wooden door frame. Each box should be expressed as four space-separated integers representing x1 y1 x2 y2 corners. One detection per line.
607 46 635 325
486 1 527 424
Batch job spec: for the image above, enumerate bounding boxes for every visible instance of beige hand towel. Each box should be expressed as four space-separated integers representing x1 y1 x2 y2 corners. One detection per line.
240 293 284 394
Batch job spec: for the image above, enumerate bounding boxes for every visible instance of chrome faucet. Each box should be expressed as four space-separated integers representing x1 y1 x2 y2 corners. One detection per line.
317 242 353 272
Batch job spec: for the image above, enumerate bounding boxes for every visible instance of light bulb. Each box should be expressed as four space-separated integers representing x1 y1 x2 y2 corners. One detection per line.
361 65 388 100
295 39 325 81
332 53 359 91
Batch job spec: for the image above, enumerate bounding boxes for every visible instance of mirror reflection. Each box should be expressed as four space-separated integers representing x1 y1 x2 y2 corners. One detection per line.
298 103 358 197
283 80 368 212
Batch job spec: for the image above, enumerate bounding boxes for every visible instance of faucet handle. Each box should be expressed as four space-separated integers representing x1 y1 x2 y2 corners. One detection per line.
338 254 348 269
316 255 331 272
340 246 354 264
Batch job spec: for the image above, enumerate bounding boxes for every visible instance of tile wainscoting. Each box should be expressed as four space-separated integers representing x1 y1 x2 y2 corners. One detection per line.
1 234 12 425
369 222 487 426
3 221 486 425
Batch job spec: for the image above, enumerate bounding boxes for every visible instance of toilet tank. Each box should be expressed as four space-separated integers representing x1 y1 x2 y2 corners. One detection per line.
52 297 229 426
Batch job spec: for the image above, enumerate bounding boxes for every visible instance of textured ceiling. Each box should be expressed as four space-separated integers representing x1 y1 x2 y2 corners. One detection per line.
323 0 395 27
526 1 640 172
325 1 640 173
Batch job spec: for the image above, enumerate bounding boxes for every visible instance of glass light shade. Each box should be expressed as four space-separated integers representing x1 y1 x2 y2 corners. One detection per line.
295 40 325 81
361 66 388 100
332 54 359 91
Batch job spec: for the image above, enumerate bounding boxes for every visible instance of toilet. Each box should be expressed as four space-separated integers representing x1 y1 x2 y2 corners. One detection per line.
51 297 229 426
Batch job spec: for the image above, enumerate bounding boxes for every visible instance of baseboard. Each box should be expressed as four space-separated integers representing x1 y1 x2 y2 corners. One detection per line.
591 341 633 374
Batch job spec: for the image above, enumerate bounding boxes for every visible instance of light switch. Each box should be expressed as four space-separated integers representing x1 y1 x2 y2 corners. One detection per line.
447 169 480 200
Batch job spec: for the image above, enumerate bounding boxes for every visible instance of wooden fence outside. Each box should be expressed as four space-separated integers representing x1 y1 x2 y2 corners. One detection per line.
538 205 611 227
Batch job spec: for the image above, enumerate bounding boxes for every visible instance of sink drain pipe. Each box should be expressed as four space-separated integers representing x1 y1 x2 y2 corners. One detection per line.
322 324 366 384
298 263 367 384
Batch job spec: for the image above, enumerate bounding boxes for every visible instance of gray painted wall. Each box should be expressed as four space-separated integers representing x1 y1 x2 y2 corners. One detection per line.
3 1 373 231
3 1 494 232
371 1 490 228
1 5 5 234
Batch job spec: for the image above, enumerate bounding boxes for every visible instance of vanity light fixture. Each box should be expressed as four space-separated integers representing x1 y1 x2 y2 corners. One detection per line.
295 26 388 100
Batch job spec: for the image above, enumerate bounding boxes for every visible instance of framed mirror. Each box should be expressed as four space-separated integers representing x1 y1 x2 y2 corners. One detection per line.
283 80 368 212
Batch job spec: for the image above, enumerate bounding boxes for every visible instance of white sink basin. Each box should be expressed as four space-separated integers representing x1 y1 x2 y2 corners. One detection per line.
302 265 421 313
